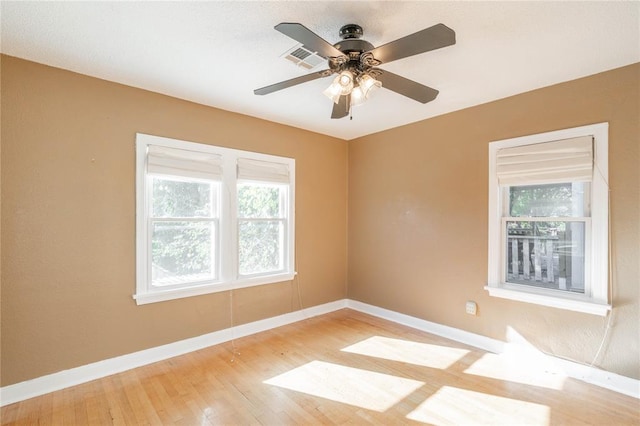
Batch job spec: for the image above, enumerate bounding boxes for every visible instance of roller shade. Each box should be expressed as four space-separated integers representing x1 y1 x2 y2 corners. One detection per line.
496 136 593 186
237 158 290 183
147 145 222 180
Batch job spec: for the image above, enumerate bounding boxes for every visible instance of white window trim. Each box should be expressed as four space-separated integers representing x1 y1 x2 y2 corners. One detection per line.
135 133 296 305
486 123 610 316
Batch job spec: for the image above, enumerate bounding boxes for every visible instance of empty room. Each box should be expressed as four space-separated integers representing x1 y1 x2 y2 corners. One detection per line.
1 1 639 425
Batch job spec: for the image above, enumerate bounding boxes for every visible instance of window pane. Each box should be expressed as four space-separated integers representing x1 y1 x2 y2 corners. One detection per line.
151 221 215 286
505 220 585 293
237 183 283 218
152 176 215 218
238 220 283 275
509 183 588 217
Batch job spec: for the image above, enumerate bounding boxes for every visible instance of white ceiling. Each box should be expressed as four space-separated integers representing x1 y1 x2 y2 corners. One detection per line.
2 1 639 140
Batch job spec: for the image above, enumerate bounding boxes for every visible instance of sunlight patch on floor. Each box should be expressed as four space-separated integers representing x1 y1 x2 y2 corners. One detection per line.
407 386 550 425
464 352 566 390
201 408 213 426
341 335 470 369
263 360 424 411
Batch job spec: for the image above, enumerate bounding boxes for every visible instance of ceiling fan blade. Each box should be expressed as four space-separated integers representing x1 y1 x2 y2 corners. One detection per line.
376 70 439 103
254 70 331 95
275 23 346 59
331 94 350 119
368 23 455 64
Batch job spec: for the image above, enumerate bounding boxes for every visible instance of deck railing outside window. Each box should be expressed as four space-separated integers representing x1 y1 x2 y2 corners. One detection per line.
506 222 585 293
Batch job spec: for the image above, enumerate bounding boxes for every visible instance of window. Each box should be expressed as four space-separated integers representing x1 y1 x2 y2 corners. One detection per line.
150 175 219 287
236 158 290 277
237 182 287 276
135 134 295 305
486 123 610 315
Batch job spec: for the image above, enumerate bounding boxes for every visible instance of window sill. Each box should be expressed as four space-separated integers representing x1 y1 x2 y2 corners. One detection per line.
134 272 296 305
484 285 611 316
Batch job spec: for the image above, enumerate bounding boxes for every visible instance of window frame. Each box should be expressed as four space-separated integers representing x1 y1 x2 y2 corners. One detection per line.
486 123 610 316
135 133 295 305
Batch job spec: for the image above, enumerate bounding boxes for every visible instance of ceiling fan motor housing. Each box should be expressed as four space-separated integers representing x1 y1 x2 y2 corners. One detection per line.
334 24 374 54
330 24 376 75
333 38 374 55
339 24 363 39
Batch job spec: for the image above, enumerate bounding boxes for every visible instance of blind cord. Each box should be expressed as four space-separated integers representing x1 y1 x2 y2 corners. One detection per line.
589 164 614 367
229 289 240 362
221 179 240 363
293 239 307 320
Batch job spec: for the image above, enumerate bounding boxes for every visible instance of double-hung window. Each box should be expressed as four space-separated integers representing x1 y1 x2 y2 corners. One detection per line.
147 146 221 288
486 123 610 315
237 159 290 277
135 134 295 305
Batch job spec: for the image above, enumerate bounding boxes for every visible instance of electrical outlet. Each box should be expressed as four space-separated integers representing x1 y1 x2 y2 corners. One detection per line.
465 301 477 315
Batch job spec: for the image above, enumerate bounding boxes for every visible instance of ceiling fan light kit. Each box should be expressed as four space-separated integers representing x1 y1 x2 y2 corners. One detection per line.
323 70 355 104
255 22 456 119
356 73 382 98
323 64 382 108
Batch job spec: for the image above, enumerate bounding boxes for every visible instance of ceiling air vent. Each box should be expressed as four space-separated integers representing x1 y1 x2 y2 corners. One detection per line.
281 44 325 70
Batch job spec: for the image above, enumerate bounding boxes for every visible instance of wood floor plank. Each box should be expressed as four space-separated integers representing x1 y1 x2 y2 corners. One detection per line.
2 309 639 425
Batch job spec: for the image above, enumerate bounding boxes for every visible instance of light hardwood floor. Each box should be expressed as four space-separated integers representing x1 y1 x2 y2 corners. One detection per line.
2 309 639 425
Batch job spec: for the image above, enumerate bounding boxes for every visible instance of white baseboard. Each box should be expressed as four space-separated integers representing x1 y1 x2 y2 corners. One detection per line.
550 355 640 398
346 300 506 354
2 297 638 406
347 299 640 399
0 299 347 407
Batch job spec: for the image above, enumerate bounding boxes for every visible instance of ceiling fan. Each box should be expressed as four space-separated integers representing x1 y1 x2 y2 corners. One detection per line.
254 22 456 119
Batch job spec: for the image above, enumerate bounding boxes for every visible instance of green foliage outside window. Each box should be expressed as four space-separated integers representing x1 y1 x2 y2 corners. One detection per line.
149 177 287 282
237 183 285 275
152 177 212 218
151 177 215 283
237 183 282 218
508 183 586 237
152 222 213 283
509 183 574 217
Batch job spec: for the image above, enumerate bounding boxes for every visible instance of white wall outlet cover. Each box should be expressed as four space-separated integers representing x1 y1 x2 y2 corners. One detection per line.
466 301 477 315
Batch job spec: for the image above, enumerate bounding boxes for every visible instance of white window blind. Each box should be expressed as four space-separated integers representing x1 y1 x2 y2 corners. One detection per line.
496 136 593 186
147 145 223 180
237 158 290 183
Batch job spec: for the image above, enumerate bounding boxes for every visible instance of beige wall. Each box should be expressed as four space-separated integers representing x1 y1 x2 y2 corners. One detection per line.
349 63 640 379
2 54 638 387
0 56 348 386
